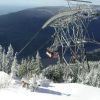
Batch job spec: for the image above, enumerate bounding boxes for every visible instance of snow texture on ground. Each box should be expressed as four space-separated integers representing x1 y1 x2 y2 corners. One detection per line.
0 78 100 100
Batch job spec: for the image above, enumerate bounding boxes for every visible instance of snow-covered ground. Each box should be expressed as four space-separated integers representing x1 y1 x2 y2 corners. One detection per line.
0 78 100 100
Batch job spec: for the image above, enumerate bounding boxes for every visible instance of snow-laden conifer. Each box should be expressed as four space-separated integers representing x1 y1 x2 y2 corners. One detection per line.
11 53 19 78
6 44 14 74
0 45 3 71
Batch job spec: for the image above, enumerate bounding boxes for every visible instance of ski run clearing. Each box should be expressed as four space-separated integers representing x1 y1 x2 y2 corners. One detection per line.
0 79 100 100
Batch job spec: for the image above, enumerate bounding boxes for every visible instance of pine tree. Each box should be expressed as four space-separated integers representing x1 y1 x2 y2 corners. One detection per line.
18 59 27 78
36 51 43 69
2 49 6 72
18 51 43 78
6 44 14 74
34 51 43 74
11 52 19 78
27 51 43 76
28 57 35 77
0 45 3 71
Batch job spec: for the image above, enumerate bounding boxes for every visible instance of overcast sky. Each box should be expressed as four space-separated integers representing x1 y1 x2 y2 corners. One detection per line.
0 0 100 6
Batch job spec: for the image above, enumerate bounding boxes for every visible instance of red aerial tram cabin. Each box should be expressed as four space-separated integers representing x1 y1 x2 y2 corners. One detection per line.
46 48 59 59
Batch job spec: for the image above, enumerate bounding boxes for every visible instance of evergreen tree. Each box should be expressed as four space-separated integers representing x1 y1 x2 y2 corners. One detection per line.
34 51 43 74
28 57 35 77
11 53 19 78
0 45 3 71
18 51 42 78
2 49 6 72
6 44 14 74
43 63 64 83
18 59 27 78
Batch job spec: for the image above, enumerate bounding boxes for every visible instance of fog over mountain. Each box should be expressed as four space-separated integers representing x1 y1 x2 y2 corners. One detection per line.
0 5 34 15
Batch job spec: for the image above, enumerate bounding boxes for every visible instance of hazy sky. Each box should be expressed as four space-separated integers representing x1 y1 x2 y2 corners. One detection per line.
0 0 100 6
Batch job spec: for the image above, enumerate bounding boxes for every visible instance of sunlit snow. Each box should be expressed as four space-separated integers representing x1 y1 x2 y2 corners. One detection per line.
0 75 100 100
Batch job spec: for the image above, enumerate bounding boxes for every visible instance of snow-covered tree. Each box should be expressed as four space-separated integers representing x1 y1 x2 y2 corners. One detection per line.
2 49 6 72
0 71 11 88
27 53 42 76
29 74 39 91
0 45 3 71
27 51 43 77
6 44 14 74
83 62 100 87
11 53 19 78
35 51 43 70
18 59 27 78
43 63 64 83
27 57 35 77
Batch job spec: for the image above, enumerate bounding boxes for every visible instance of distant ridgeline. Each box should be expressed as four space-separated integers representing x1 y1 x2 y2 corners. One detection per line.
0 6 100 61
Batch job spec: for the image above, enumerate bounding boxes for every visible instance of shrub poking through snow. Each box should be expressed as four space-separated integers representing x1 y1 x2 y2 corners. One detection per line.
0 71 11 88
37 73 50 87
29 74 50 92
29 74 39 92
37 78 50 87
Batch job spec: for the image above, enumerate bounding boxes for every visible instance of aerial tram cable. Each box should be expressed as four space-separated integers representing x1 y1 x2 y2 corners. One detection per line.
17 0 100 63
18 28 42 56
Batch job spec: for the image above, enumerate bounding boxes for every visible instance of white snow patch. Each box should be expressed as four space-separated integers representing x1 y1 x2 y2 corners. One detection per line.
0 71 11 88
0 77 100 100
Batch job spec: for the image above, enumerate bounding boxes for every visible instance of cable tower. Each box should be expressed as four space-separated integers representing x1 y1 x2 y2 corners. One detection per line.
42 0 99 65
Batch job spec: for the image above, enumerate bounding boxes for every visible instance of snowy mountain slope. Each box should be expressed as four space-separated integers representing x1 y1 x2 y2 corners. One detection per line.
0 80 100 100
